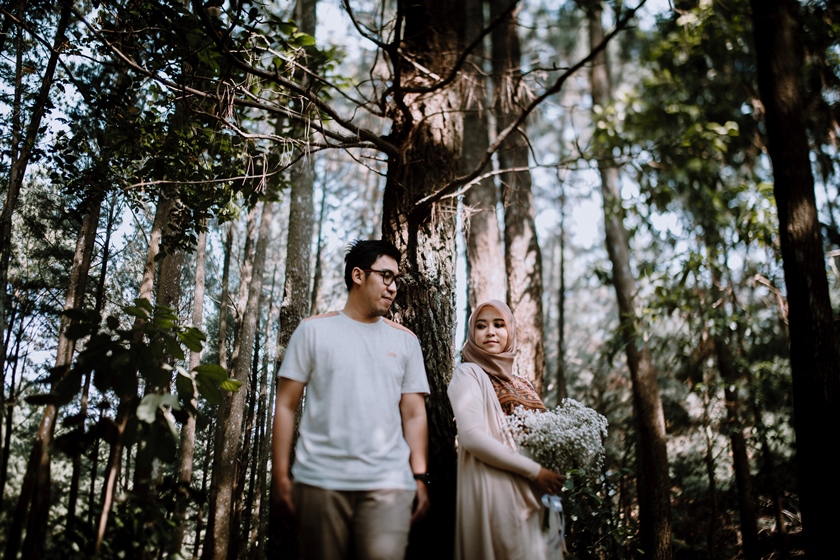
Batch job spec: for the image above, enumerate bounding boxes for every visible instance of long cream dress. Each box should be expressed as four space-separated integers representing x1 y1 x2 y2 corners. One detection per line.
448 362 562 560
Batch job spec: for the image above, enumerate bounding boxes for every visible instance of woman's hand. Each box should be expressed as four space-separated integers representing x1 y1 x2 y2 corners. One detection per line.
534 467 566 495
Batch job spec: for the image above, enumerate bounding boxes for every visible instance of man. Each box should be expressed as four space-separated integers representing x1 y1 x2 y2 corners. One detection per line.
272 239 430 560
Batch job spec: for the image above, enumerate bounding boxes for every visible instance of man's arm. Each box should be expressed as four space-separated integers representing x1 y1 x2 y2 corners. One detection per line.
400 392 430 523
271 377 306 517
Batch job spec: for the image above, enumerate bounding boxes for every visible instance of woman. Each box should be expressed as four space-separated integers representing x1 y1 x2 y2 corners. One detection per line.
448 299 566 560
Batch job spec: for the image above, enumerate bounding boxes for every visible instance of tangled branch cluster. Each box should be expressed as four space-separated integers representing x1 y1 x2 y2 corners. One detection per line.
506 399 608 474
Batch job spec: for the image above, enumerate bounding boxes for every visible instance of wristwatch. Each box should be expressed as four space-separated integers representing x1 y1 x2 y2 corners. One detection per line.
413 472 431 485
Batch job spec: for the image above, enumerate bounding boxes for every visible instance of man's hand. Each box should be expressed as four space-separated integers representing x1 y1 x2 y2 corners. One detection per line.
533 467 566 495
410 479 430 524
271 378 305 520
273 476 296 519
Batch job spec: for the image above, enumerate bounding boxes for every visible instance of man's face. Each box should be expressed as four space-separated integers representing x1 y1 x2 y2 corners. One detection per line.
355 254 399 317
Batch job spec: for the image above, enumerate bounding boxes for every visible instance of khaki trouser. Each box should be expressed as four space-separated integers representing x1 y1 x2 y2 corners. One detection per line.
294 483 416 560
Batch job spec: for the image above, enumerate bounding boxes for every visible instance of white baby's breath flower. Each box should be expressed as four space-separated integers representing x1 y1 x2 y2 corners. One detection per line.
506 399 608 474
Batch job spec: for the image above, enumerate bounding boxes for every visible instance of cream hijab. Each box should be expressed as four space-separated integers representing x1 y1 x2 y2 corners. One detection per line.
462 299 516 380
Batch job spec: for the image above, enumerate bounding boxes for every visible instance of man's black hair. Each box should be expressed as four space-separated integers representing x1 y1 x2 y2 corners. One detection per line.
344 239 401 291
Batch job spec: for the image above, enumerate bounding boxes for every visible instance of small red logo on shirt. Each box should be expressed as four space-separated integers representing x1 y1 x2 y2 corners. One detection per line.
387 351 397 358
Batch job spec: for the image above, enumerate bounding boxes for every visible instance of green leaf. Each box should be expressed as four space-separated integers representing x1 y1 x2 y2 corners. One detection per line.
195 375 222 405
164 334 186 360
175 374 196 402
179 328 204 353
137 393 180 424
220 379 243 392
125 306 148 320
194 363 228 382
290 33 316 47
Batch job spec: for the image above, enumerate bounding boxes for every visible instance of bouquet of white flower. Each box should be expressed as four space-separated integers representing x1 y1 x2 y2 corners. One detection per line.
506 399 608 474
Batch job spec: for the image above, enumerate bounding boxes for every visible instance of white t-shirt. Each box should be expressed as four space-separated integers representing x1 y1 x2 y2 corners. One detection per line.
279 311 430 490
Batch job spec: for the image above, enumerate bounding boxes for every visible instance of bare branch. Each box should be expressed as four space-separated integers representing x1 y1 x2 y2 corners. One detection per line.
416 0 649 208
340 0 389 50
187 0 400 156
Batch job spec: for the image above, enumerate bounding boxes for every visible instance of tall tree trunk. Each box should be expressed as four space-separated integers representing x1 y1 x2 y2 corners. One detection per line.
701 376 719 560
0 309 24 501
218 223 235 371
717 341 759 560
203 200 274 560
194 417 214 559
490 0 546 392
310 182 327 316
0 0 25 475
750 1 840 555
703 234 760 560
268 1 318 553
0 1 70 410
81 196 118 534
380 3 464 558
555 192 567 403
172 228 207 553
250 293 274 560
256 359 276 559
230 305 263 560
134 226 184 500
462 0 505 313
588 5 672 559
94 194 173 556
9 189 102 560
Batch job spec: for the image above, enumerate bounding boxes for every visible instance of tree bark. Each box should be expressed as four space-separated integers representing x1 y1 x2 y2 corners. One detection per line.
380 3 464 557
172 228 207 553
218 223 235 371
588 4 672 559
231 304 263 560
94 194 172 556
555 192 567 403
749 1 840 555
462 0 505 314
490 0 546 392
203 200 274 560
134 216 184 499
310 181 328 315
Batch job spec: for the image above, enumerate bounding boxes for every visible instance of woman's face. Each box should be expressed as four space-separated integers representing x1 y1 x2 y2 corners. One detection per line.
473 306 509 355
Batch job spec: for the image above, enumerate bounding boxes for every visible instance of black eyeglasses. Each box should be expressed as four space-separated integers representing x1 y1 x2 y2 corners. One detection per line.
361 269 402 287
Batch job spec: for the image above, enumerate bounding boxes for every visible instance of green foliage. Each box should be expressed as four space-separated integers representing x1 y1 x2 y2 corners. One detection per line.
29 299 238 464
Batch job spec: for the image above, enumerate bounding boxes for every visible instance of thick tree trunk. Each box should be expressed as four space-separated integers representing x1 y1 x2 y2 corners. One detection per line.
172 228 207 553
490 0 545 392
750 1 840 555
588 5 672 559
462 0 505 314
203 201 274 560
380 3 464 558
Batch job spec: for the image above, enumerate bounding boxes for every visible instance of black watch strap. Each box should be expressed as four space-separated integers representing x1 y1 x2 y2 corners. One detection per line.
413 472 430 485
